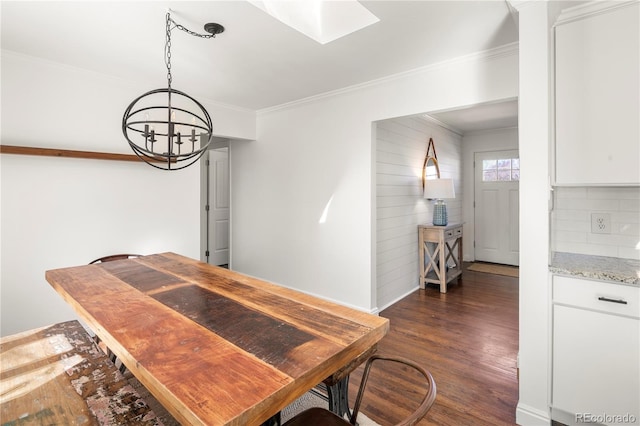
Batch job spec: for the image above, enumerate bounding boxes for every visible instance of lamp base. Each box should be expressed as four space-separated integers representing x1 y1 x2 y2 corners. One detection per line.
432 200 448 226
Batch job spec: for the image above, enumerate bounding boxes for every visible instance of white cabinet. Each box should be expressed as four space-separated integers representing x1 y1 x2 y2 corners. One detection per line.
552 275 639 425
554 1 640 185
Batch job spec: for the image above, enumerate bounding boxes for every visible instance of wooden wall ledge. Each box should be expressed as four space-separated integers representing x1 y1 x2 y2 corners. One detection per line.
0 145 143 162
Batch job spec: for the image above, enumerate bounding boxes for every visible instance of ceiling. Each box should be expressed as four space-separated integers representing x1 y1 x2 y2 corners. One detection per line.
428 99 519 133
1 1 520 126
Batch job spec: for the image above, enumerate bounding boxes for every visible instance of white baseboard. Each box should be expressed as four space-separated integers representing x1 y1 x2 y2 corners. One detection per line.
516 402 551 425
551 408 577 426
377 286 419 312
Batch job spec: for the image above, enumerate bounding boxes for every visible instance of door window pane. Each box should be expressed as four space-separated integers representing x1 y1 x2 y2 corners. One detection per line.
497 158 511 169
482 157 520 182
483 160 497 170
498 170 512 181
483 170 497 181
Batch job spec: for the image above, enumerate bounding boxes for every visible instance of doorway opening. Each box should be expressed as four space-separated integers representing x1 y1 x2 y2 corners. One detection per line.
373 98 519 311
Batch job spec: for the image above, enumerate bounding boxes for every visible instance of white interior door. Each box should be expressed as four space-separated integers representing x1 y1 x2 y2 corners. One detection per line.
208 148 230 266
474 150 519 266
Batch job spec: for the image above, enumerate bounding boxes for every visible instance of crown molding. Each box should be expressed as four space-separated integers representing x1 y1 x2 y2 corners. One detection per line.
555 0 638 26
258 42 519 115
418 115 464 137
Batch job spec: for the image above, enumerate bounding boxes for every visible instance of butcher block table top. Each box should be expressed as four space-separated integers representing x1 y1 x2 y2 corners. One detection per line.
0 320 163 425
45 252 389 426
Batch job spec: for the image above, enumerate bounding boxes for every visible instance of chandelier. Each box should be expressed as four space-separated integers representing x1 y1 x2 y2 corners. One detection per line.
122 12 224 170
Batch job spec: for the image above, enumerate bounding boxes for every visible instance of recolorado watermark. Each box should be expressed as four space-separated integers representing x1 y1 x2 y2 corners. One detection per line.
576 412 637 424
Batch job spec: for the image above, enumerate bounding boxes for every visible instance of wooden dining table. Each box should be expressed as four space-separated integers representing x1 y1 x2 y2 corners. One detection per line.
45 252 389 426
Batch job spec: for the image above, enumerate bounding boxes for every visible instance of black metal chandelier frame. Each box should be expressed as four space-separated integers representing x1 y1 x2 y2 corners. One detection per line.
122 12 224 170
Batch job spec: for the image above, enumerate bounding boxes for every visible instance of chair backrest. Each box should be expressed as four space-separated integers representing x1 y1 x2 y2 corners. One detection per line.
350 355 436 426
89 254 142 264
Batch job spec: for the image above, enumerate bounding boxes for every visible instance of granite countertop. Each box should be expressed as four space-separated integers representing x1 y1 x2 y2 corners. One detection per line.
550 252 640 285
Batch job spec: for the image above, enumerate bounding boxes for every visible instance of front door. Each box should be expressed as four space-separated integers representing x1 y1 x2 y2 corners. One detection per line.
474 150 519 266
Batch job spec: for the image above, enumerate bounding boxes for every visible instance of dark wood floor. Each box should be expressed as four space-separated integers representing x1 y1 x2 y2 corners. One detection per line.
347 263 519 425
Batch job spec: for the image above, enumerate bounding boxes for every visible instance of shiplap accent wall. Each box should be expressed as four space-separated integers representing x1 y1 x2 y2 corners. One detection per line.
552 187 640 260
376 115 463 310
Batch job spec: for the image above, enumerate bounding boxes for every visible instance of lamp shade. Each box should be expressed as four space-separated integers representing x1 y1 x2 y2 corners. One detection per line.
424 178 455 199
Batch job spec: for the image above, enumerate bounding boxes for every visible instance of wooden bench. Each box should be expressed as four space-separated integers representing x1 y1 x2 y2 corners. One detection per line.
0 320 164 425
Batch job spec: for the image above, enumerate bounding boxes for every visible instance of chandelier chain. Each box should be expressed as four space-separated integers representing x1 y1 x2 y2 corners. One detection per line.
165 13 172 88
170 18 216 39
165 12 219 88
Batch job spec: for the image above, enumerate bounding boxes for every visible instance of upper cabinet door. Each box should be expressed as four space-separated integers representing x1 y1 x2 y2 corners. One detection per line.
554 1 639 186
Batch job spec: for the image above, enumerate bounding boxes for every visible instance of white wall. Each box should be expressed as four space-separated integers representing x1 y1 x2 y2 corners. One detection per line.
462 127 519 261
513 2 554 424
231 44 518 313
552 187 640 260
1 51 256 151
0 51 255 336
376 116 462 310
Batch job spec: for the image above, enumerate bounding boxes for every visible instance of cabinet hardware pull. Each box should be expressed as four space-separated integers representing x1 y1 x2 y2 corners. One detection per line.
597 296 628 305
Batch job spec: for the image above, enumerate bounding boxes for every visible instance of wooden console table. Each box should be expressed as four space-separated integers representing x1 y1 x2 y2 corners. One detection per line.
418 223 463 293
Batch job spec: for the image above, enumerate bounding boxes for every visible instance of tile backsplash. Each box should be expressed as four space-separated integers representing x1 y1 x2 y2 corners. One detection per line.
551 187 640 260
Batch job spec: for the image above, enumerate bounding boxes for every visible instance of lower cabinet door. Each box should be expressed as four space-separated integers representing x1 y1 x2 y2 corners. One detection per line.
553 305 639 425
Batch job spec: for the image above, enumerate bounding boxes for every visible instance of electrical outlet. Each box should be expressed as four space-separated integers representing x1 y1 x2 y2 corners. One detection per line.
591 213 611 234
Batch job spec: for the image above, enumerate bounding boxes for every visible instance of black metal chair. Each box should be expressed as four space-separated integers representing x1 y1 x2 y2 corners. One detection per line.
88 253 142 373
283 355 436 426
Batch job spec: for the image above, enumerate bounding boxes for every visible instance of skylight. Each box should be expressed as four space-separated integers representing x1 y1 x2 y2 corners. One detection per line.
248 0 380 45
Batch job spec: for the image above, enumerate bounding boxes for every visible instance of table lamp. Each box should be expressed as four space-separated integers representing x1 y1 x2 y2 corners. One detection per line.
424 178 455 226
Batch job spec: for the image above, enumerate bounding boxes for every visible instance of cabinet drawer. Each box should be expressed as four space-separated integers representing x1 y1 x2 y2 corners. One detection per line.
445 226 462 239
553 275 639 319
420 224 463 243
